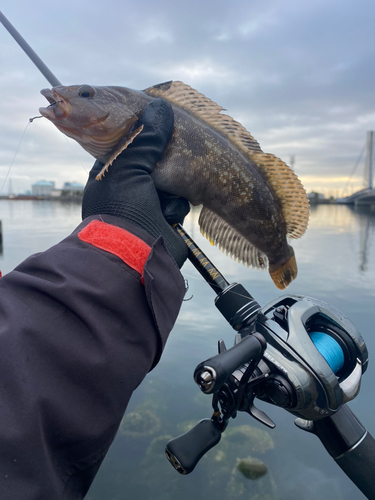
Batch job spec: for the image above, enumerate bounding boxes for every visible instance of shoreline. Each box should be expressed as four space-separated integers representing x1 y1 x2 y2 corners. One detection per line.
0 195 83 201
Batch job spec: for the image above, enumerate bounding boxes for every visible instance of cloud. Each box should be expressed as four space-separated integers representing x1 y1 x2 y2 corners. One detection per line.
1 0 375 194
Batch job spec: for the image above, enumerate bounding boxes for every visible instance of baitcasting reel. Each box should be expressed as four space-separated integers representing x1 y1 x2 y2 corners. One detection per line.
166 290 367 471
166 225 375 500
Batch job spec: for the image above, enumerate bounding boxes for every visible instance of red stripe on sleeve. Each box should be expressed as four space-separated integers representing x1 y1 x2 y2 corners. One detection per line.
78 220 151 279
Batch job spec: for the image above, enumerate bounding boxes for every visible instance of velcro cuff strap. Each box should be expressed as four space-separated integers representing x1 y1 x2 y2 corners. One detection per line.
78 220 151 280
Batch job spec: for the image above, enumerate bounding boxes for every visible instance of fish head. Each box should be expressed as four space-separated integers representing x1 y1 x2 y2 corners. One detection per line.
39 84 142 162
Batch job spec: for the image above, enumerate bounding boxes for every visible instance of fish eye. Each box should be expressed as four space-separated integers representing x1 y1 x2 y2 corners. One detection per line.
78 85 96 98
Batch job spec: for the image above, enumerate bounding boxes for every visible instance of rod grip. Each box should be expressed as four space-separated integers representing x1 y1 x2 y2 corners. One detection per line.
166 419 221 474
306 405 375 500
334 431 375 499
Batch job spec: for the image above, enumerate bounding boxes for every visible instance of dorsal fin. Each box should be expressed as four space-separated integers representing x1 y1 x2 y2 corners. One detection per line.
198 206 268 270
145 81 309 239
247 152 309 239
144 81 262 153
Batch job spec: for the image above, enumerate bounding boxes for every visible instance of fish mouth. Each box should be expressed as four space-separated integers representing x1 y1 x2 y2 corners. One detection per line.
39 88 69 119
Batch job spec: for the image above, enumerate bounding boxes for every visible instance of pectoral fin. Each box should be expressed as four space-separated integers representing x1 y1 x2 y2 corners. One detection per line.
96 125 144 180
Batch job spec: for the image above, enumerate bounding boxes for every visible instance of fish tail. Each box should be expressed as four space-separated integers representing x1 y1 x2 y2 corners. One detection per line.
269 252 298 290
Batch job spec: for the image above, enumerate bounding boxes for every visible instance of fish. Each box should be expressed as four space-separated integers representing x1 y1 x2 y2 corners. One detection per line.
39 81 309 289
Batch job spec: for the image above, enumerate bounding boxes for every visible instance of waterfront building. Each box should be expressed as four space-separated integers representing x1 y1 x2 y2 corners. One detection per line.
31 181 55 197
62 182 85 193
61 182 84 199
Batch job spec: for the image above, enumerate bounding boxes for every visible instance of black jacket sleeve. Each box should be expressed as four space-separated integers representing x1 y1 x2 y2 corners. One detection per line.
0 214 186 500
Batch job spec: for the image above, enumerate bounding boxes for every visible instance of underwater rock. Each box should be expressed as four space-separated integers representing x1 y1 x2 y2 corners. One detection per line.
226 470 277 500
119 409 161 438
201 423 276 499
237 457 268 480
119 379 170 438
225 425 274 454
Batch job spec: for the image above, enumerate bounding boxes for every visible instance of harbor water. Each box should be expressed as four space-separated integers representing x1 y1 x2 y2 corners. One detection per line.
0 200 374 500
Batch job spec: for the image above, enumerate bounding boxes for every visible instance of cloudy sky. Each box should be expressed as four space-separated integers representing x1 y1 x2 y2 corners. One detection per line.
1 0 374 196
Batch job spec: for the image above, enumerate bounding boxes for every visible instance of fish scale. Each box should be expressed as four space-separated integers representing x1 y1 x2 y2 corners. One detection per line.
39 80 309 289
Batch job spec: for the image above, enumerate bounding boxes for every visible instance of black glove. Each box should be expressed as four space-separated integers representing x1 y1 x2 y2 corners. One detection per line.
82 98 190 268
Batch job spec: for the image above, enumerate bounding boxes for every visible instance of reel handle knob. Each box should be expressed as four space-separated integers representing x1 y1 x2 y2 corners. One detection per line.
194 333 265 394
165 419 221 474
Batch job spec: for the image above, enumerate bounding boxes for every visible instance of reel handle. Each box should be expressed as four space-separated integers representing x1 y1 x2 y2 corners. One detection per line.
165 419 222 475
194 333 265 394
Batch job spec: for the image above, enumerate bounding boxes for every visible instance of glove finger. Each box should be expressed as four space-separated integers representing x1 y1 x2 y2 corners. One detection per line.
87 99 173 183
99 98 174 175
159 192 190 225
138 98 174 141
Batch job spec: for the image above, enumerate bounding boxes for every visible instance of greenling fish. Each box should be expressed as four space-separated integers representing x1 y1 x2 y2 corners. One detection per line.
39 81 309 289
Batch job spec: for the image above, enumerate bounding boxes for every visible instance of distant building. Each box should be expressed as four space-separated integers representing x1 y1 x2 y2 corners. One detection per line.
51 189 63 198
62 182 85 193
31 181 55 196
307 191 334 205
307 191 325 202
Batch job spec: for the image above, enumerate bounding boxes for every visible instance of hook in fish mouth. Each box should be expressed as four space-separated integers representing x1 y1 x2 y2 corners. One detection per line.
47 100 63 107
30 100 64 122
39 89 68 119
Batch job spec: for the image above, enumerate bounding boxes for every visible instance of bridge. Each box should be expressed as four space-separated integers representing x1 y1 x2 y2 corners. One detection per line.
337 131 375 206
337 188 375 206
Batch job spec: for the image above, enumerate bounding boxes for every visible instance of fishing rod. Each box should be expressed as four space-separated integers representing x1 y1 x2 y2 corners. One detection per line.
2 13 374 498
0 11 61 87
168 224 375 500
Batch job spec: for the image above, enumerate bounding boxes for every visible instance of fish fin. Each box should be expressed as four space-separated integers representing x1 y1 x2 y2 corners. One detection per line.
145 81 309 240
198 207 268 270
269 254 298 290
247 152 309 239
144 81 262 153
95 125 144 180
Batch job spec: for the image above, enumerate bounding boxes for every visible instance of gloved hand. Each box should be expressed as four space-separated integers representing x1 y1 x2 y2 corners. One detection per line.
82 98 190 268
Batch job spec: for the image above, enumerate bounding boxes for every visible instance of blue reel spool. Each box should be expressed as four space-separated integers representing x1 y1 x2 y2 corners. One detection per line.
309 332 345 374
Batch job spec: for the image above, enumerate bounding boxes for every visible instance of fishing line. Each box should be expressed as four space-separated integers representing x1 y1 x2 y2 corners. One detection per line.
2 99 88 196
183 279 193 301
61 135 89 175
30 100 89 175
309 332 344 374
29 100 63 122
0 102 60 195
0 120 31 195
181 270 258 301
29 115 43 122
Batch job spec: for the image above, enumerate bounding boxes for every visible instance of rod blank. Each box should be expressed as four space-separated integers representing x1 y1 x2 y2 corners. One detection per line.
0 11 62 87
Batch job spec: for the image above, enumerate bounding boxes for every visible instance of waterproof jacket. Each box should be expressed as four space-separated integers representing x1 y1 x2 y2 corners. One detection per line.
0 214 186 499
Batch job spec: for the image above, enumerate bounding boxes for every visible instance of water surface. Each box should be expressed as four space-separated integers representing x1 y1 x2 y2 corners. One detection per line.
0 201 374 500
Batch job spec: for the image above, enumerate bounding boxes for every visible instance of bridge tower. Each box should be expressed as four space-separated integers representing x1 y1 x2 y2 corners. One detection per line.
365 131 373 190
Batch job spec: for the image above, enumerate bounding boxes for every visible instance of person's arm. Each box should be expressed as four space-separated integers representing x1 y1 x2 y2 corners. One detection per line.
0 99 189 500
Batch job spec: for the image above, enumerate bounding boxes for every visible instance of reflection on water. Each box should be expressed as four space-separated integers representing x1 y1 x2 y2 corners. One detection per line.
356 206 375 273
91 378 277 500
0 201 374 500
0 200 82 275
